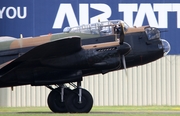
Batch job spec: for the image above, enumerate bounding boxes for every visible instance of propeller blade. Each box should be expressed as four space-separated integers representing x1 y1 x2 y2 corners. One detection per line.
119 22 125 44
122 55 128 77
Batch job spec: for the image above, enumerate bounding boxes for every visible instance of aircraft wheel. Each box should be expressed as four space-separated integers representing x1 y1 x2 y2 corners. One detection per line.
47 88 71 113
65 88 93 113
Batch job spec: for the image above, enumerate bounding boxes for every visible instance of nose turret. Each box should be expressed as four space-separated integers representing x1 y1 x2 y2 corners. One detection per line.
160 39 171 56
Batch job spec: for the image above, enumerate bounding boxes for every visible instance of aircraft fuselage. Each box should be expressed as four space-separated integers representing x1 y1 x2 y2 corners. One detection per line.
0 20 170 87
0 20 171 113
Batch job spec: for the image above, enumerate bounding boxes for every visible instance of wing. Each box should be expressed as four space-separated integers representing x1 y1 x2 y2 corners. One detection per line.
20 36 82 60
0 36 82 75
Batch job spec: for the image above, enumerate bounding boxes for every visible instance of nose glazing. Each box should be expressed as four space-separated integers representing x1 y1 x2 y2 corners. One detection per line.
161 39 171 56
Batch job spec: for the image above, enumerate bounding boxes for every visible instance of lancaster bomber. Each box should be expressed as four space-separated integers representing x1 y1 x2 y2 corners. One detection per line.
0 20 170 113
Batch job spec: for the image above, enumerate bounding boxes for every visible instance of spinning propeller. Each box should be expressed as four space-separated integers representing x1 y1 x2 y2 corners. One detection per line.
119 22 125 45
122 55 128 77
117 22 128 76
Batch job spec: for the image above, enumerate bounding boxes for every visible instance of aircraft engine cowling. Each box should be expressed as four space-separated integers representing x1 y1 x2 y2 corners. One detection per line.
92 56 121 74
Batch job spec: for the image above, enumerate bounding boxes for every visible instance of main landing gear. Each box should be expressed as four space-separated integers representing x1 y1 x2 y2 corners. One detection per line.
46 81 93 113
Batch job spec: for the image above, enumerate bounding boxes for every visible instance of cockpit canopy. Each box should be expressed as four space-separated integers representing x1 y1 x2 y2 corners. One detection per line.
63 20 129 35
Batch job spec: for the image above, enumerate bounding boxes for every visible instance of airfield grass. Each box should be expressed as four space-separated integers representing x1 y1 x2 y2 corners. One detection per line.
0 106 180 116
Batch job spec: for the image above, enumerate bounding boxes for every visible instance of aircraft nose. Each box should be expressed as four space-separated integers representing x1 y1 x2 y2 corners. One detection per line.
160 39 171 56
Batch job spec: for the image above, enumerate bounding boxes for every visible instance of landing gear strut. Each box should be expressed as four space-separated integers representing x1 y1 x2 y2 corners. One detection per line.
46 81 93 113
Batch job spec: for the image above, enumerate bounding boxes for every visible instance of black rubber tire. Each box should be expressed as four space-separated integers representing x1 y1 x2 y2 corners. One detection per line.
65 88 93 113
47 88 71 113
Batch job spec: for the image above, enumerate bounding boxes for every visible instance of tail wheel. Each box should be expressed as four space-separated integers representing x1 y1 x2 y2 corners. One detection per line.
47 88 71 113
65 88 93 113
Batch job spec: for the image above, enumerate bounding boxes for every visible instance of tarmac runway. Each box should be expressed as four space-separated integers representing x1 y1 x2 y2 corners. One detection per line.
1 111 180 114
90 111 180 114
